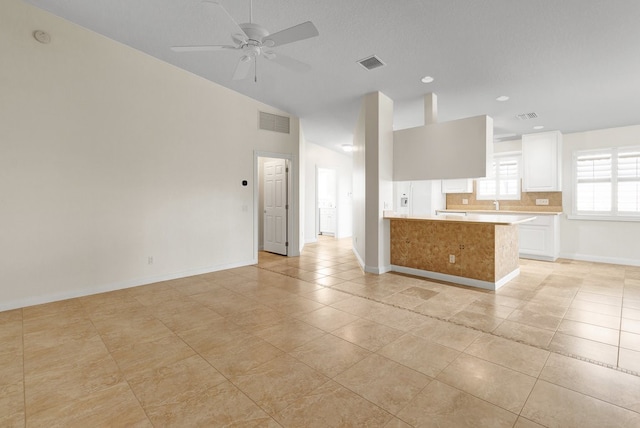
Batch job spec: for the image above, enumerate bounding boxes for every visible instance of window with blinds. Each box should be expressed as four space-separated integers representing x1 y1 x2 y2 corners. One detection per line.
618 150 640 213
573 147 640 219
477 155 521 200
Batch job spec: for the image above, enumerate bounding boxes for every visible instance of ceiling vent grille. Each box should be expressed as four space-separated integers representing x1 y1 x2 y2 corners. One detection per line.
259 111 290 134
515 112 538 120
357 55 386 70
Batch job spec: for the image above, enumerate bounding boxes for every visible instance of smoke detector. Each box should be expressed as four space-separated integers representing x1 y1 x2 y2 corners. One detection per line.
33 30 51 44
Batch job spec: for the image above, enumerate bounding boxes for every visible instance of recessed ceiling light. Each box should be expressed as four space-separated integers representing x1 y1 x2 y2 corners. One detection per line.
341 144 353 152
533 125 545 130
496 95 509 102
421 76 434 83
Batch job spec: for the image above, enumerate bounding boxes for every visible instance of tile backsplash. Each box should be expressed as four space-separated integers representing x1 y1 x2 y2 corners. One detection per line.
446 181 562 212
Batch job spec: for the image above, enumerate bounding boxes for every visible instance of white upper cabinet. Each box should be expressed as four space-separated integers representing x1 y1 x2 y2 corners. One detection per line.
522 131 563 192
441 179 474 194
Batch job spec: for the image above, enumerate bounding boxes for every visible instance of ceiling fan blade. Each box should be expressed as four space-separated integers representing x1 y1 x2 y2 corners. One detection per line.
233 55 253 80
264 52 311 73
202 1 246 41
263 21 319 47
171 45 237 52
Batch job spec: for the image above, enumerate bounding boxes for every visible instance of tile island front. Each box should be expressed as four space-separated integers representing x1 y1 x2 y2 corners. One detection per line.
384 212 536 290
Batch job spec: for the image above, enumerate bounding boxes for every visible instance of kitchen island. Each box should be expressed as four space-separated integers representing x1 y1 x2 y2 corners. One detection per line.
384 212 536 290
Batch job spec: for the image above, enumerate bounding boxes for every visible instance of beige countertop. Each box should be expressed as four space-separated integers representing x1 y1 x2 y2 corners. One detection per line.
436 209 562 216
384 211 536 225
436 209 562 215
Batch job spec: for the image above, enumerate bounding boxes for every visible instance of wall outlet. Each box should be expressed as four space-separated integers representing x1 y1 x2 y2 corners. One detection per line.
148 256 154 265
449 254 455 263
536 199 549 206
384 201 391 210
462 198 469 205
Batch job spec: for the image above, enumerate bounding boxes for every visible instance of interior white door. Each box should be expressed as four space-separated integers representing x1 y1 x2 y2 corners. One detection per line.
264 159 288 255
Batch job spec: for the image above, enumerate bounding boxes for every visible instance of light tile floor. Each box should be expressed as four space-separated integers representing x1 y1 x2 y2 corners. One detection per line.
2 237 640 426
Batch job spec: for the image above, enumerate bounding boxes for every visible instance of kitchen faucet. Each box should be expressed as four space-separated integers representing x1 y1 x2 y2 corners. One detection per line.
493 200 500 211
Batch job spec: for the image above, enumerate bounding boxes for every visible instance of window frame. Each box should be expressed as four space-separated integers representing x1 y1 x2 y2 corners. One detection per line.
570 146 640 222
476 153 522 201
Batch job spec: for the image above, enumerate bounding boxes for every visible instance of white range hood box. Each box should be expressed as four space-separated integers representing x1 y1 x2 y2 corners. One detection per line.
393 96 493 181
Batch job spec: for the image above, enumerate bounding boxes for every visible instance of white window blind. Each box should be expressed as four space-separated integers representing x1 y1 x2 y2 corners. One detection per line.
573 147 640 220
618 150 640 212
575 152 611 212
477 155 521 200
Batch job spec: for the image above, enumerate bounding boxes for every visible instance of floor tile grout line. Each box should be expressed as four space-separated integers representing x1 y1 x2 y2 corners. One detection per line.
515 352 553 423
257 260 640 378
169 266 430 423
617 291 626 369
141 292 308 424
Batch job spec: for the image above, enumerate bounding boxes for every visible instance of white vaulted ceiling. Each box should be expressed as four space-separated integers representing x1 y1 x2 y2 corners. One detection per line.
24 0 640 151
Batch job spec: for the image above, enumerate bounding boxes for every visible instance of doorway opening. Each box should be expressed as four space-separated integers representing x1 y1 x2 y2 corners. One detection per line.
256 153 291 257
316 167 337 239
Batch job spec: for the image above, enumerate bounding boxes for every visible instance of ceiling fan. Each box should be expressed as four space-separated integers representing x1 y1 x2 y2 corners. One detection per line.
171 0 319 82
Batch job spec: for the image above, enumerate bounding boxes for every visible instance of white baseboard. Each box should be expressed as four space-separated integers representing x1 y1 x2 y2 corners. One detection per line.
559 252 640 267
520 253 558 262
0 258 257 312
353 248 365 270
364 264 392 275
390 265 519 291
351 248 391 274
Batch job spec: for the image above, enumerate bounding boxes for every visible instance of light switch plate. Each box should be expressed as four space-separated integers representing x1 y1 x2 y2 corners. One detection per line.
536 199 549 206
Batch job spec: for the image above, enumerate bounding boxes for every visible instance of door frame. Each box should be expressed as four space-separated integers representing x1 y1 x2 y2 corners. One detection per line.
254 151 299 258
315 166 339 239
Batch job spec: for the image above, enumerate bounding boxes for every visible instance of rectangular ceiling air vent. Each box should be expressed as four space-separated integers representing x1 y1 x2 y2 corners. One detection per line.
515 112 538 120
259 111 290 134
357 55 386 71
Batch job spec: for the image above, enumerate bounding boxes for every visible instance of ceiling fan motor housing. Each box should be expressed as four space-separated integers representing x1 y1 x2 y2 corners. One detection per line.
236 23 272 57
239 23 269 42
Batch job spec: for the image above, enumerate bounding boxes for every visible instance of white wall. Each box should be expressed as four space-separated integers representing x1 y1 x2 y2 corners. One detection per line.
298 128 306 252
352 99 367 263
376 93 394 272
0 0 301 310
560 125 640 265
494 125 640 266
352 92 394 273
303 142 353 243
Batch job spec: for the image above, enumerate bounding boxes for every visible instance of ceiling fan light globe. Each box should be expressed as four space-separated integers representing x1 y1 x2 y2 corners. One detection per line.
247 45 261 57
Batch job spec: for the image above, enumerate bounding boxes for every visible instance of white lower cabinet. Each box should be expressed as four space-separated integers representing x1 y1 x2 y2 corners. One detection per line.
518 215 560 261
319 208 336 235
